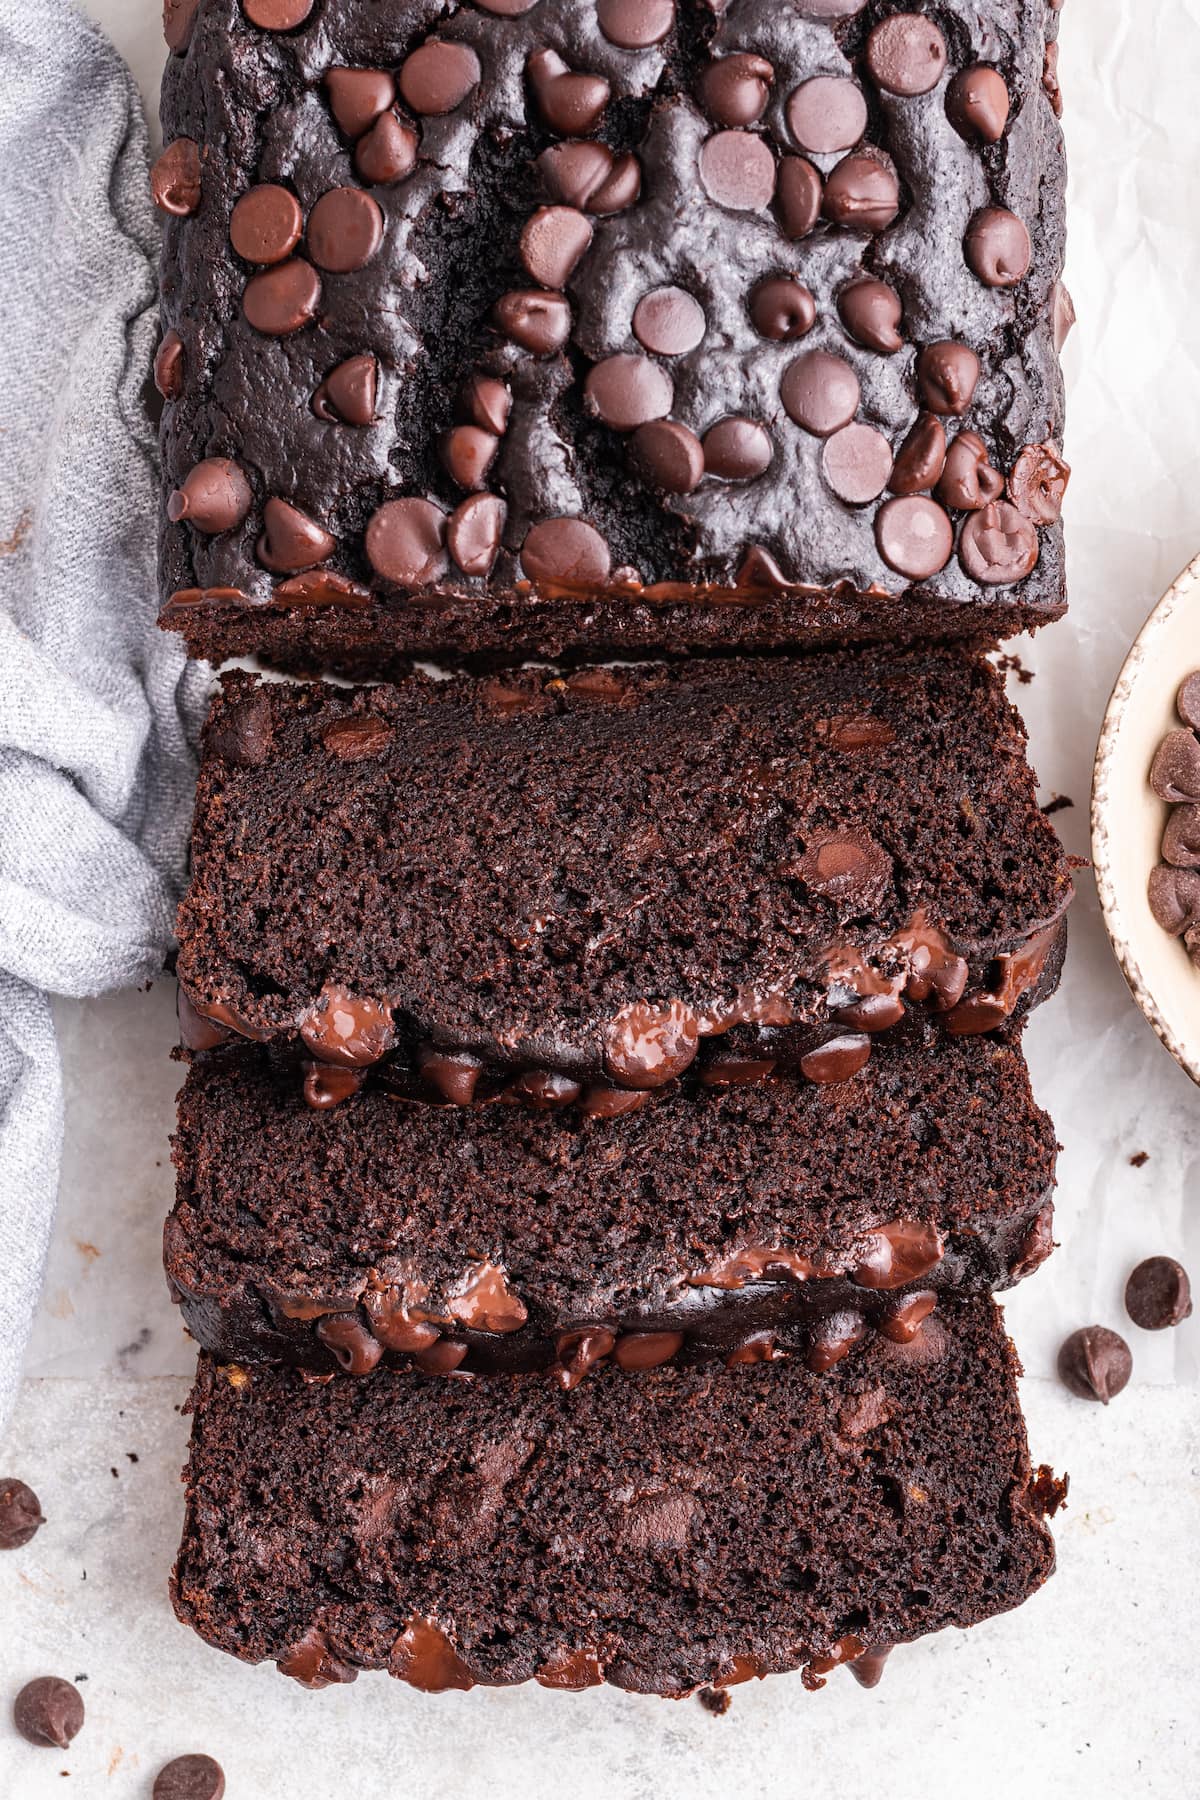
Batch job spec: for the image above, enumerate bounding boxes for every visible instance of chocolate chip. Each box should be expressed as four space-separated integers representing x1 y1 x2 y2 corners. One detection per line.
776 156 823 238
1177 672 1200 731
312 354 377 425
365 497 448 585
152 138 202 216
916 340 980 415
300 982 394 1067
874 495 953 579
520 206 593 288
699 130 777 211
444 492 503 577
702 417 773 481
585 354 673 430
597 0 674 47
164 0 200 53
256 498 335 573
1150 730 1200 802
243 0 313 25
1147 864 1200 933
459 372 512 436
604 999 700 1087
631 420 705 494
527 49 610 135
206 688 274 768
781 349 861 438
946 65 1010 143
440 424 499 489
13 1677 85 1749
355 114 419 186
242 257 321 335
1008 442 1070 524
0 1478 44 1549
749 276 815 341
307 187 384 272
613 1331 684 1371
965 207 1031 287
698 53 774 127
154 330 185 401
1052 280 1076 350
632 286 705 355
1043 40 1063 116
1163 804 1200 868
936 430 1003 510
399 39 481 114
167 458 252 534
493 289 572 354
1125 1257 1193 1331
793 830 892 905
153 1754 226 1800
866 14 948 96
304 1062 365 1109
324 67 395 139
787 76 868 154
889 414 946 495
538 142 639 212
317 1312 384 1374
958 501 1040 585
522 518 611 586
822 423 893 504
1057 1326 1132 1404
475 0 538 10
321 715 393 761
837 276 903 353
229 183 301 264
822 151 900 231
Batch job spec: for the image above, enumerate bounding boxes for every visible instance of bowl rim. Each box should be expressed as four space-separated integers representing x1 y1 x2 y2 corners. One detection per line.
1091 547 1200 1086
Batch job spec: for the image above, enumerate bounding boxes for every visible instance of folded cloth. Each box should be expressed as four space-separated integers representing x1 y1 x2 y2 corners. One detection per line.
0 0 208 1438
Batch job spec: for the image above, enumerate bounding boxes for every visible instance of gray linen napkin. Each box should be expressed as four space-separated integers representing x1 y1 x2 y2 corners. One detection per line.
0 0 208 1437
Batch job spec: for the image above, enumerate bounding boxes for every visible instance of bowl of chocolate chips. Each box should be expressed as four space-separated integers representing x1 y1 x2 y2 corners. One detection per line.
1093 550 1200 1083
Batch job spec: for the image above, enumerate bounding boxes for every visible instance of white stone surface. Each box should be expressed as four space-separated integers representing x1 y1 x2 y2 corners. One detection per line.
3 2 1200 1794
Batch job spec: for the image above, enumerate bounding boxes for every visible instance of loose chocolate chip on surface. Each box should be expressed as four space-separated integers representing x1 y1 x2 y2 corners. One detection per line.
822 424 893 505
522 518 611 586
448 493 506 577
229 184 302 264
0 1478 44 1549
1057 1326 1132 1403
243 0 314 26
242 258 321 335
965 207 1031 287
257 498 335 573
633 286 706 355
312 354 377 425
1008 442 1070 523
917 341 980 415
822 151 900 231
698 53 774 127
493 289 572 354
837 276 903 353
153 1754 226 1800
936 430 1003 510
958 501 1040 586
167 459 252 534
597 0 675 48
874 495 953 579
307 187 384 272
631 420 705 494
776 156 823 238
13 1677 85 1749
325 67 395 139
786 76 868 154
889 414 946 495
154 330 185 401
520 206 593 288
1163 804 1200 868
946 65 1010 142
781 350 861 438
699 130 777 211
1176 671 1200 731
365 498 448 586
152 138 202 216
585 354 673 430
749 276 815 341
399 40 481 115
527 49 610 135
1150 730 1200 803
867 14 948 96
1147 863 1200 933
355 114 419 186
702 417 773 481
1125 1257 1193 1331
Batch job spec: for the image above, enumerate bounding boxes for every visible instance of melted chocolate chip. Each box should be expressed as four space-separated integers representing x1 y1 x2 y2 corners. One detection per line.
604 998 700 1087
527 49 610 136
1008 443 1070 524
440 424 499 489
299 983 395 1066
917 341 980 415
958 501 1040 586
936 430 1004 510
154 330 185 401
798 1033 872 1083
152 138 201 216
316 1312 384 1374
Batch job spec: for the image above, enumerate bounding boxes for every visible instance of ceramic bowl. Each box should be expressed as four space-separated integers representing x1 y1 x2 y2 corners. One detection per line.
1092 550 1200 1084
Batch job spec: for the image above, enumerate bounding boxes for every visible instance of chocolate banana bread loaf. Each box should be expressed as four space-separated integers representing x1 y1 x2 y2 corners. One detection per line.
175 650 1072 1105
166 1035 1056 1378
171 1301 1063 1696
156 0 1070 675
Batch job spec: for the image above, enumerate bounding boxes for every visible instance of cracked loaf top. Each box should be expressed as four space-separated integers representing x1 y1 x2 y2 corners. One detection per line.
156 0 1070 671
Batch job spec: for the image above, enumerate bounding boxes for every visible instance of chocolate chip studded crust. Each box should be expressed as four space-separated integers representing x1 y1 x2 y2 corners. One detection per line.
157 0 1068 673
170 1303 1059 1695
175 650 1073 1096
166 1034 1057 1379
